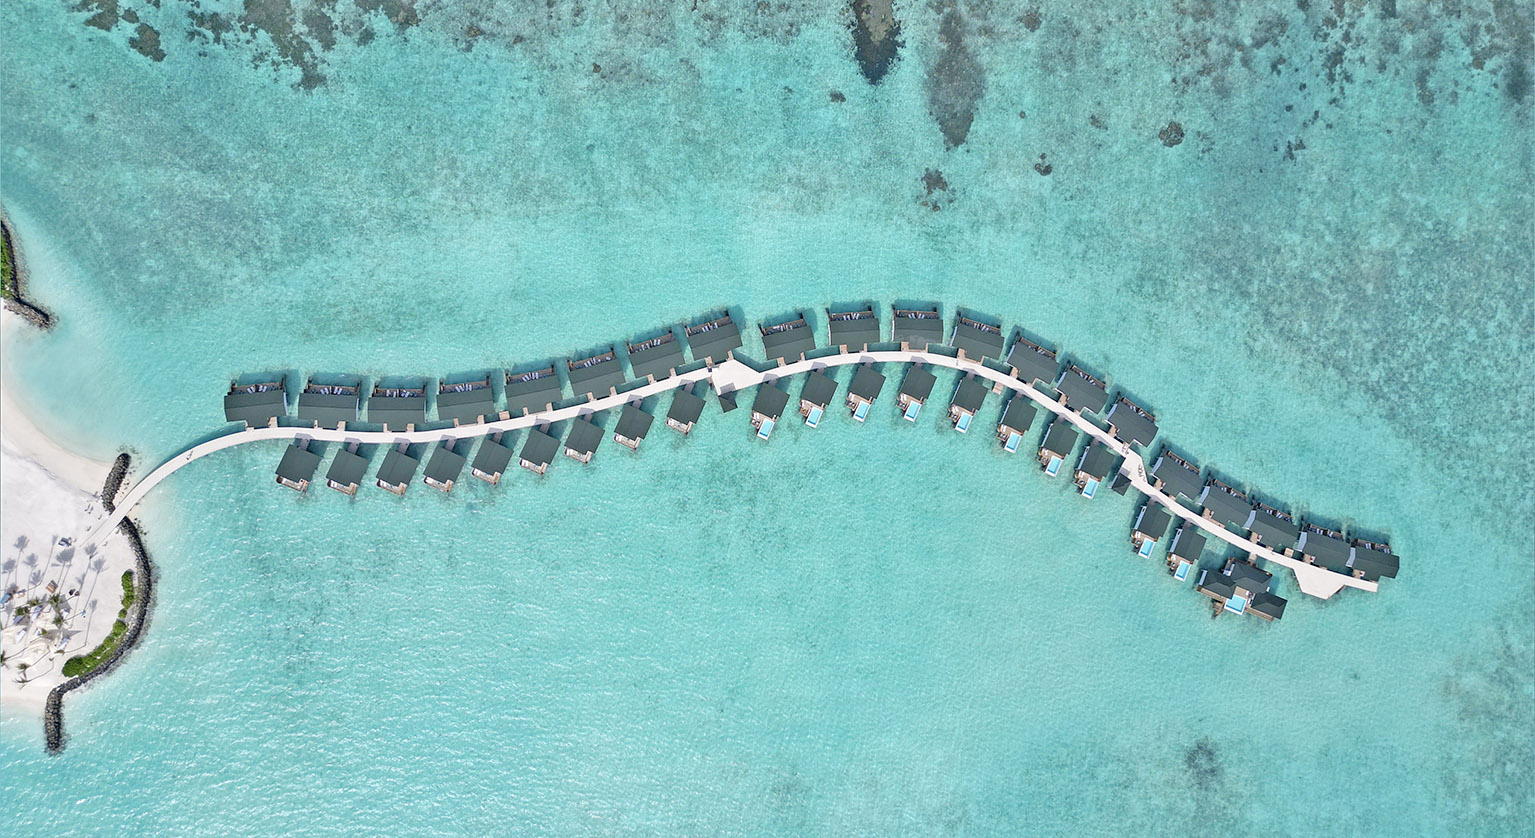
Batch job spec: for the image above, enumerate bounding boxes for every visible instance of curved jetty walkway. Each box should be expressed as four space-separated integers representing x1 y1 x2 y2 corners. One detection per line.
81 351 1375 600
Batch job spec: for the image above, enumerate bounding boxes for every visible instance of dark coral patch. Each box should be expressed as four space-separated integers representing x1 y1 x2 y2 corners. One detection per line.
849 0 902 84
926 3 985 149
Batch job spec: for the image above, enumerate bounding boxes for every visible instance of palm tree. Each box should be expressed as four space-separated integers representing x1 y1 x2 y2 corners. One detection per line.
15 662 28 683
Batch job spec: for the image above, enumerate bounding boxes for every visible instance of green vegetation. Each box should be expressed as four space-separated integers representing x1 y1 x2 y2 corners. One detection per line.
60 571 137 679
1 221 13 300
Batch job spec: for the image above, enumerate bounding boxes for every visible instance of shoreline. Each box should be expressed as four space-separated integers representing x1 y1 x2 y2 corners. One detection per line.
0 210 54 329
0 309 135 725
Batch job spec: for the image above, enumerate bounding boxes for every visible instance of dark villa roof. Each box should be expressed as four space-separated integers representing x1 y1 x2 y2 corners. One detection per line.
1006 338 1060 389
521 429 560 467
760 316 816 364
1170 526 1207 560
1152 454 1201 500
850 365 886 401
827 307 879 351
565 417 604 456
567 348 626 400
1227 561 1273 595
1041 421 1080 458
1200 484 1254 531
627 332 685 381
368 390 427 427
891 307 944 348
1298 530 1352 572
437 381 496 424
615 404 653 441
1196 571 1235 599
949 314 1005 360
1077 441 1118 479
275 445 321 483
685 314 742 363
1249 592 1288 620
668 388 706 426
801 370 837 408
752 383 790 419
1247 509 1300 548
505 367 564 417
424 444 466 485
377 448 420 487
898 365 937 401
297 389 358 429
1055 367 1109 414
1134 504 1173 540
1106 399 1158 448
1350 546 1400 581
224 385 286 426
470 436 513 477
999 397 1037 434
326 449 368 487
952 377 987 413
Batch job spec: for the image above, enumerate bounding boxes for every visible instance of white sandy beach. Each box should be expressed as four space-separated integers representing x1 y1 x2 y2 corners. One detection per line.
1 309 136 719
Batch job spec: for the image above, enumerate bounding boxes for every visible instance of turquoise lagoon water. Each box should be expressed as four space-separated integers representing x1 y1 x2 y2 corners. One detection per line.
3 0 1532 834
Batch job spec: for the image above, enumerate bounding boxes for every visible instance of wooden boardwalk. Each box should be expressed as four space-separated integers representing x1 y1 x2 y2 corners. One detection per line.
81 350 1376 600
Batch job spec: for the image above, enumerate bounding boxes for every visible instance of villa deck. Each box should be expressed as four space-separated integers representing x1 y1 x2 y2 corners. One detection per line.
800 370 837 427
1131 502 1173 557
1150 451 1201 502
1198 480 1254 532
1074 441 1119 498
891 307 943 350
1038 420 1080 477
297 380 359 430
519 428 560 475
846 364 885 422
1196 558 1287 621
376 447 420 496
1349 541 1400 582
1167 525 1206 580
274 443 321 492
224 381 287 428
949 313 1004 361
1006 337 1060 391
1054 366 1108 415
505 366 563 418
1105 398 1157 449
567 347 626 401
423 443 466 492
613 403 654 450
437 378 495 426
627 331 685 382
827 306 879 352
760 314 816 365
996 397 1037 452
368 384 427 431
1246 503 1300 552
325 447 368 495
750 383 790 440
895 364 936 421
1297 525 1353 573
469 435 513 484
949 376 987 433
564 417 603 463
667 386 706 434
685 313 743 364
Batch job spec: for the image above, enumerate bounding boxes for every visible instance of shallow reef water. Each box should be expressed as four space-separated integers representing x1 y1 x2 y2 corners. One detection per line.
2 0 1532 834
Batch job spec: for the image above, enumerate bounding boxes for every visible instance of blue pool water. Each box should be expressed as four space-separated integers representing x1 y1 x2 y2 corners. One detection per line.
756 417 775 440
1174 561 1192 582
1224 596 1249 615
1082 478 1100 499
1045 456 1063 477
853 400 870 422
806 406 823 428
1003 432 1021 453
2 0 1533 835
955 411 972 433
902 401 921 422
1138 538 1156 559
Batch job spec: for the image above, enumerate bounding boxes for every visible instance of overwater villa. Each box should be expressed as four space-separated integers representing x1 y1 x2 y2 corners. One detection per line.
368 383 426 431
891 306 943 351
1074 441 1119 498
949 312 1004 361
567 347 626 401
423 443 466 492
519 428 559 475
846 364 885 422
1038 420 1080 477
949 375 987 433
1131 502 1173 558
1150 451 1201 502
1054 365 1108 415
296 379 359 430
504 365 563 418
274 442 321 492
760 314 816 365
1198 479 1254 532
1166 525 1206 581
997 397 1037 453
437 377 495 426
564 417 603 463
826 306 879 352
1195 557 1288 621
685 313 742 364
895 364 936 422
325 445 368 495
1006 336 1060 390
1105 397 1157 449
750 382 790 441
799 370 837 428
1349 540 1400 583
613 403 654 450
376 445 420 496
1246 502 1301 553
666 386 706 434
470 435 513 484
626 330 685 382
224 380 286 428
1296 523 1352 573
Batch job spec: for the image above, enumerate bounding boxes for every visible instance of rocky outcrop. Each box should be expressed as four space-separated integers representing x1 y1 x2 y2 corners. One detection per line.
1 211 54 330
850 0 902 84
